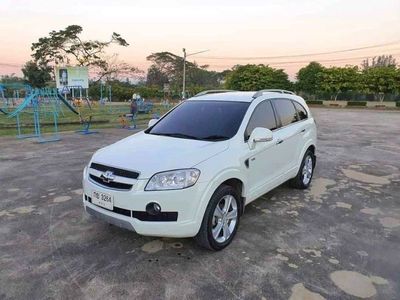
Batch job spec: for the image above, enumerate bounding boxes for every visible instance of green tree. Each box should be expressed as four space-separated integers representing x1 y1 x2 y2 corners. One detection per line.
30 25 136 81
225 64 291 91
146 65 169 87
0 74 25 84
146 51 222 96
318 66 360 100
21 61 52 88
295 62 324 98
362 66 400 101
362 55 397 70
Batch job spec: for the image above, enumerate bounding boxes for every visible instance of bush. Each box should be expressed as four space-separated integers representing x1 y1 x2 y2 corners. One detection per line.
347 101 367 107
306 100 323 105
396 101 400 107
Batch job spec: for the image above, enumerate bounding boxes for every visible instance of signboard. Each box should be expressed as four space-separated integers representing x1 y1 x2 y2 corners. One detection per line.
61 86 70 94
55 66 89 89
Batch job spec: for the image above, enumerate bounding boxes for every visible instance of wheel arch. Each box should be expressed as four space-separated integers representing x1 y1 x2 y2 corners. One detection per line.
194 169 247 233
297 141 317 171
220 178 245 215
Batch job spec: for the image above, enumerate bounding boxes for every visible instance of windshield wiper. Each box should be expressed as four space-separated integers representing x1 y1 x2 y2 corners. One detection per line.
151 132 200 140
201 135 230 141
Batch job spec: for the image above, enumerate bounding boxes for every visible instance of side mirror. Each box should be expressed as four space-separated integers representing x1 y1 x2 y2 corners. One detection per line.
148 119 158 127
248 127 273 150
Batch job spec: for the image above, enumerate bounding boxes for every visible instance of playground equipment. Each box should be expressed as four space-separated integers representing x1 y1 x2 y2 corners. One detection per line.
161 99 172 110
100 83 112 103
0 83 32 115
56 84 98 134
136 98 154 113
73 97 98 135
0 84 102 142
117 95 158 130
118 100 138 130
6 88 70 143
118 113 137 130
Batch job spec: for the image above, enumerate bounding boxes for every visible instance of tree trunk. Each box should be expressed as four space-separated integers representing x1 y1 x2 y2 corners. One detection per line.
334 92 339 101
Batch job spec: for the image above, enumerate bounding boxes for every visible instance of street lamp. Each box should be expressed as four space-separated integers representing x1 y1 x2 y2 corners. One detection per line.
182 48 209 99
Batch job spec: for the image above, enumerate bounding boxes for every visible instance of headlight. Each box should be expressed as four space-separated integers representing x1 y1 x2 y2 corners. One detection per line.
145 169 200 191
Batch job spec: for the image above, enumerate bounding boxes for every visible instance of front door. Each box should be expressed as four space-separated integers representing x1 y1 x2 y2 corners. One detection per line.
243 100 281 198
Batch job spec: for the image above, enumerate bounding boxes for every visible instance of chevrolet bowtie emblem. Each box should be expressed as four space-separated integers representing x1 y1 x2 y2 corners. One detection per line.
100 170 115 183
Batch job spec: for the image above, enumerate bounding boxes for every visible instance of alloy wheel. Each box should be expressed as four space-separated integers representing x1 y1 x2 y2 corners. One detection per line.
211 195 238 243
302 155 313 185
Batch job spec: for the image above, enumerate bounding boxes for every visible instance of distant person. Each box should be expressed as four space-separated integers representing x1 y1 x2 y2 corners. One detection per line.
130 99 138 115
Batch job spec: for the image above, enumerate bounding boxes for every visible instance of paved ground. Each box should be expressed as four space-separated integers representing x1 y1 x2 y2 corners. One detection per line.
1 108 399 300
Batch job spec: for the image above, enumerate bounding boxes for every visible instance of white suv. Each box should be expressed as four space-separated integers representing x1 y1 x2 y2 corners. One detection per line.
82 90 317 250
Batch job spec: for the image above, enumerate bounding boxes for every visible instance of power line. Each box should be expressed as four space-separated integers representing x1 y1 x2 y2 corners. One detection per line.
196 40 400 60
0 62 22 68
203 53 400 69
260 52 400 65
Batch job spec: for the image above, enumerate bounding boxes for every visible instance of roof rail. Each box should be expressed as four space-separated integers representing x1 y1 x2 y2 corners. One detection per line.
252 89 296 99
194 89 236 97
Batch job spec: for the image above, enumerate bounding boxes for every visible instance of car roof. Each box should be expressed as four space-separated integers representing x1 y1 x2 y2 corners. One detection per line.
189 91 255 102
188 91 305 103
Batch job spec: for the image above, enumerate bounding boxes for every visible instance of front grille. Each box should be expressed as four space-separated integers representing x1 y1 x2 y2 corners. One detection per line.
90 163 139 179
89 174 133 190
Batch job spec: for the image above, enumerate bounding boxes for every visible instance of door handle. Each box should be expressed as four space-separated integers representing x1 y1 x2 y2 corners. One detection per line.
299 129 306 134
276 139 284 145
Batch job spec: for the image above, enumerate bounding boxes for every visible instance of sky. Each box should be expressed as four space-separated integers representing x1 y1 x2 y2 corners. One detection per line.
0 0 400 80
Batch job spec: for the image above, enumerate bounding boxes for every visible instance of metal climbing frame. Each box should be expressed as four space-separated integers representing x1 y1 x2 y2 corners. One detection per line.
8 89 61 143
4 86 85 143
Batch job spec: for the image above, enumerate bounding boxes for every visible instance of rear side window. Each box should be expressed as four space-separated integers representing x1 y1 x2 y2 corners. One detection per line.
293 101 308 120
245 100 277 140
273 99 298 127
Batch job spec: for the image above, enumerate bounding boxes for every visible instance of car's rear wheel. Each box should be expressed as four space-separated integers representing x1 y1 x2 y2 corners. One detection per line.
195 185 241 251
290 149 315 189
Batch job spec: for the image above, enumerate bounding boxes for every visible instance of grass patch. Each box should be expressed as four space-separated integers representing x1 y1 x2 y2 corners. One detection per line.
0 103 171 137
306 100 323 105
347 101 367 107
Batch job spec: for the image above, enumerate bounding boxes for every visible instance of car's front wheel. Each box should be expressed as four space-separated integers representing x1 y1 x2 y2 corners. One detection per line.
195 185 241 251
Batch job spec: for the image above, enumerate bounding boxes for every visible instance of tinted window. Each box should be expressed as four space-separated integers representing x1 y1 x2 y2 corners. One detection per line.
147 100 249 141
293 101 308 120
245 101 277 140
273 99 298 127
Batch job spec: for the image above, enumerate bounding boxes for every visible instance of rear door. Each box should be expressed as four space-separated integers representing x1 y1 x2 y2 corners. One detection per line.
271 99 301 175
292 100 310 161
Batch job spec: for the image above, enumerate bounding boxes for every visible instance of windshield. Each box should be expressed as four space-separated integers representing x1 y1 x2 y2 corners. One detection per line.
147 100 250 141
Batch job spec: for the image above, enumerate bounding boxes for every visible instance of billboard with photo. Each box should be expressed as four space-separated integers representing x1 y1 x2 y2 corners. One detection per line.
55 66 89 89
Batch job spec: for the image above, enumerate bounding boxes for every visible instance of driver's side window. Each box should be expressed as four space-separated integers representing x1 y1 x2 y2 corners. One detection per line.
245 101 278 141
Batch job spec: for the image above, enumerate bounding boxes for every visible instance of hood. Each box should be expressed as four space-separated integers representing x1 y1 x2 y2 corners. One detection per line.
91 131 229 179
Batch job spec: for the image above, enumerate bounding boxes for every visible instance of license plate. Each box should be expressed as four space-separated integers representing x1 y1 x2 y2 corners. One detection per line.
92 191 113 210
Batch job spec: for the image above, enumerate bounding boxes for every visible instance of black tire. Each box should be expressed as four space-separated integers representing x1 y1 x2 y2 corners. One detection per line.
194 185 242 251
290 149 316 189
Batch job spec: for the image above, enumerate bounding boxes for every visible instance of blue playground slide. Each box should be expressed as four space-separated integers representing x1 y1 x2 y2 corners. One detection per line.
57 93 79 115
7 91 38 118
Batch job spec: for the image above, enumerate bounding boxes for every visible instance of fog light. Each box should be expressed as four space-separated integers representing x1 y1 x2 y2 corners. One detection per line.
146 202 162 215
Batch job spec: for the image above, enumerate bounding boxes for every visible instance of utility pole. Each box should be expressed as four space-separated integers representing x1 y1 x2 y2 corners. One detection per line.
182 48 186 100
182 48 209 100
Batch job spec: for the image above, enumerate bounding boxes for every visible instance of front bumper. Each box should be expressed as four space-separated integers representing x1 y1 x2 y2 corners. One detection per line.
86 205 135 231
82 175 208 238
